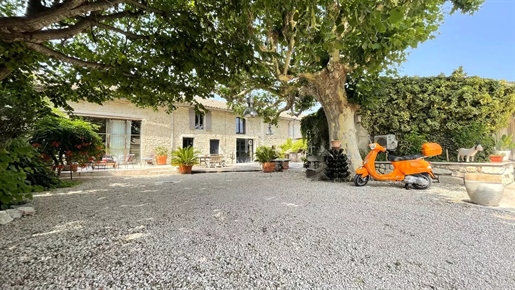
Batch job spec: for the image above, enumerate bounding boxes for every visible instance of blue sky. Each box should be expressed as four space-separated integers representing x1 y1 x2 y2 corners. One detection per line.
399 0 515 82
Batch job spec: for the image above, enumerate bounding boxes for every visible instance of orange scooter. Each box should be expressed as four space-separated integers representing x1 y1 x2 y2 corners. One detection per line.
354 142 442 189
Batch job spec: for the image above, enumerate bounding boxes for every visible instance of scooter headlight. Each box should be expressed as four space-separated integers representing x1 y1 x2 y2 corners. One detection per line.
369 143 376 150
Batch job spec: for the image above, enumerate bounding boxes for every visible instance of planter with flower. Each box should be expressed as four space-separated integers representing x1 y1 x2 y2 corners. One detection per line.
254 145 278 173
489 153 504 163
153 146 169 165
170 146 200 174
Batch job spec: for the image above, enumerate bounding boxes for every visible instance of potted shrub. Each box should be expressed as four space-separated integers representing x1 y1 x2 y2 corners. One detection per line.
153 146 169 165
254 145 278 173
170 146 200 174
493 134 515 161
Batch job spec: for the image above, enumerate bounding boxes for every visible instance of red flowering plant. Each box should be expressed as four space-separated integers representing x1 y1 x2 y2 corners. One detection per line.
31 115 104 175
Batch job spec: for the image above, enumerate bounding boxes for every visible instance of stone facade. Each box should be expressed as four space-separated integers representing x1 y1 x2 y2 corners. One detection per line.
69 98 302 163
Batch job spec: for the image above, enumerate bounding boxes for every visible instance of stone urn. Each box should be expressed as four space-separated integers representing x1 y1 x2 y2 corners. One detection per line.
464 180 504 206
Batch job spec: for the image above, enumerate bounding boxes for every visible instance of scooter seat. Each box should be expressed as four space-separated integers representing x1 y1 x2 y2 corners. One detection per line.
387 154 424 162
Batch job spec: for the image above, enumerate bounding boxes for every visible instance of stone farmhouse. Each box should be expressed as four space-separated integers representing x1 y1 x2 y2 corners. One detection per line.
69 98 302 165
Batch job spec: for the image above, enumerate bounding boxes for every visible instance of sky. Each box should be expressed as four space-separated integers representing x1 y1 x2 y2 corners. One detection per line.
399 0 515 82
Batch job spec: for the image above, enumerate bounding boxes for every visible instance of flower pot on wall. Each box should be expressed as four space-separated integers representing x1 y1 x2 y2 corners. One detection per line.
156 155 167 165
493 150 511 161
489 155 503 162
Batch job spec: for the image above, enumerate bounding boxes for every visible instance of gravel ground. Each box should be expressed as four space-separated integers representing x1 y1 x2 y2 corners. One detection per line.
1 170 515 290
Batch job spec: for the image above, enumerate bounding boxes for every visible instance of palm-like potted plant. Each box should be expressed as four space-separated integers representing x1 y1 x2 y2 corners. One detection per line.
171 146 200 174
493 134 515 161
153 146 169 165
254 145 278 173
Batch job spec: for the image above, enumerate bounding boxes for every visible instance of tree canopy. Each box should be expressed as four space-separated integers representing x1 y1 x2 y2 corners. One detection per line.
217 0 483 170
0 0 256 110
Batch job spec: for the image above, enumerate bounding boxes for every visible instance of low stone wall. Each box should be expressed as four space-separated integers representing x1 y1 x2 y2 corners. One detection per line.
375 161 514 185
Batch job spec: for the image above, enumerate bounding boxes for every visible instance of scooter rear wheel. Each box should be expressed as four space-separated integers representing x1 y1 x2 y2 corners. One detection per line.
412 173 432 190
354 174 370 186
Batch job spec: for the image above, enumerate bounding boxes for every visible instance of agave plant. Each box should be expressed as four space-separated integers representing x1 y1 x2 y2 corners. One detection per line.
170 146 200 166
494 134 515 151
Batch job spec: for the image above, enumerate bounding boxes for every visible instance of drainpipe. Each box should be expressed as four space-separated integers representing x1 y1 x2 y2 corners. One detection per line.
170 112 174 150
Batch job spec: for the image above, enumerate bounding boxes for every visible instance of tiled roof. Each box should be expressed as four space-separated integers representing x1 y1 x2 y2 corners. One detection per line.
193 97 303 120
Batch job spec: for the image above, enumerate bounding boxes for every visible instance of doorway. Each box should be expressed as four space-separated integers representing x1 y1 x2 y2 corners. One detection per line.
210 139 220 154
236 138 254 163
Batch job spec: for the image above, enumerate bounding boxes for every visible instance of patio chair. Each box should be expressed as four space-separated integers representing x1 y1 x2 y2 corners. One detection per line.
122 153 137 168
142 154 154 166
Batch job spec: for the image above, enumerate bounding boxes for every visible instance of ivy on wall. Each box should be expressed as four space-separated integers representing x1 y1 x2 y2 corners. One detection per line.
359 68 515 160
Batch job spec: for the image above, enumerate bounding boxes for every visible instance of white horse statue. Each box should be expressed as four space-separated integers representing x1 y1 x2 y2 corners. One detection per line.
457 144 483 162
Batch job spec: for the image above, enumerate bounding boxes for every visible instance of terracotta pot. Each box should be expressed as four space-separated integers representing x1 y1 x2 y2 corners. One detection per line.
178 165 193 174
281 161 289 170
489 155 503 162
262 162 275 173
156 155 167 165
330 140 341 149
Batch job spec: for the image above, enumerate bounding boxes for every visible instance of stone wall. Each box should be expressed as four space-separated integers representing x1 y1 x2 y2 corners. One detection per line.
375 161 514 185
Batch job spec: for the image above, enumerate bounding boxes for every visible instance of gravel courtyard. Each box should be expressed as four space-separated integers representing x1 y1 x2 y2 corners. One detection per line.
1 170 514 289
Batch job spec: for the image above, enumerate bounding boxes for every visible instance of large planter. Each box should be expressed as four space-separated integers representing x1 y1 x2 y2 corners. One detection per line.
178 165 193 174
464 180 504 206
262 162 275 173
493 150 511 161
156 155 167 165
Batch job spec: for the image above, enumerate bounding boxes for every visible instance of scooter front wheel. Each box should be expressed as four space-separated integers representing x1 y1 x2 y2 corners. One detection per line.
354 174 370 186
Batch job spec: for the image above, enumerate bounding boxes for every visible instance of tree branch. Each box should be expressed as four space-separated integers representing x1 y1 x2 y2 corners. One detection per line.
25 42 110 70
97 23 148 40
0 0 87 31
282 12 297 76
125 0 166 15
0 0 126 33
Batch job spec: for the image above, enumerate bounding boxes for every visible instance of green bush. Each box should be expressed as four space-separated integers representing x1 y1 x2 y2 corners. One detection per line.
360 69 515 161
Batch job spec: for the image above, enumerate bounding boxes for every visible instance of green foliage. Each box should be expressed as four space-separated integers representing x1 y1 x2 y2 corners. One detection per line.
31 115 105 172
0 71 53 147
171 147 200 166
1 0 256 111
254 146 278 163
0 142 35 209
0 138 63 209
493 134 515 150
300 108 329 154
360 70 514 161
278 138 307 154
153 146 170 157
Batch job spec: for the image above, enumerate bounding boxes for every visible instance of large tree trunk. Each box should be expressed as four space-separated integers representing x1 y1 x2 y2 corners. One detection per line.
311 63 363 172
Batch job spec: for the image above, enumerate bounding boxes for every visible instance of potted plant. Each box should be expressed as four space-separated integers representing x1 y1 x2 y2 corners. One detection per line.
489 153 504 163
170 146 200 174
153 146 169 165
254 145 278 173
493 134 515 161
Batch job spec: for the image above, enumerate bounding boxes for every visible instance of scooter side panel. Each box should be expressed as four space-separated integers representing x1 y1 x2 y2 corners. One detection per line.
394 160 432 175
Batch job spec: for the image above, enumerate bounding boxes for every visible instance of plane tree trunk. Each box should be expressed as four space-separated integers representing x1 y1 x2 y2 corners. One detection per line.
309 63 362 172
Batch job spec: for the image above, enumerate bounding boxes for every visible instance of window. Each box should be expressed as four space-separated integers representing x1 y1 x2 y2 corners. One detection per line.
236 117 245 134
195 113 204 130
